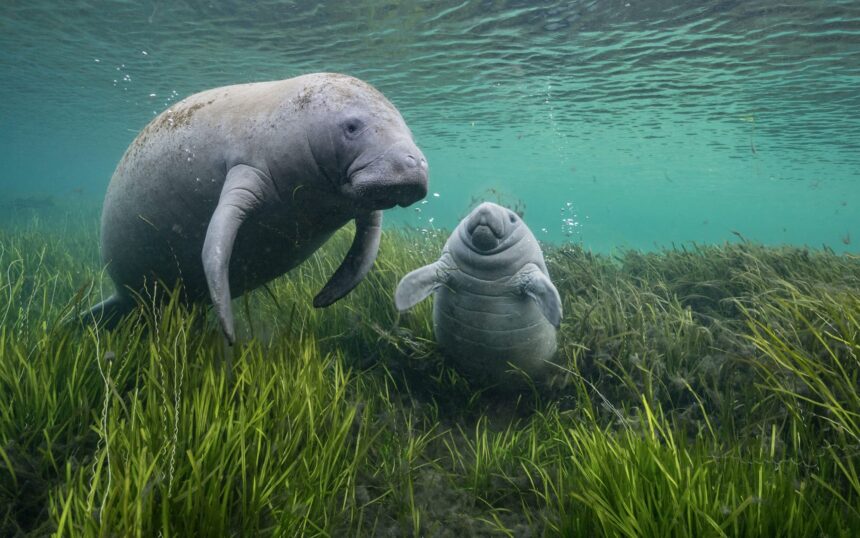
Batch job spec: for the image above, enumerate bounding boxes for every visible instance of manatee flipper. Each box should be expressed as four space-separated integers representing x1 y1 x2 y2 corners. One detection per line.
515 263 563 328
313 210 383 308
83 293 134 328
202 164 280 344
394 253 455 311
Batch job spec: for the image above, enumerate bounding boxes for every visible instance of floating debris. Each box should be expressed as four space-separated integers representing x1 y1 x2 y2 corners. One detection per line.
467 187 526 218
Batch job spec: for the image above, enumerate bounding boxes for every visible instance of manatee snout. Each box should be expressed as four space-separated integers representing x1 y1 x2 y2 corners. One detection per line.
466 202 509 251
388 145 428 206
346 142 428 208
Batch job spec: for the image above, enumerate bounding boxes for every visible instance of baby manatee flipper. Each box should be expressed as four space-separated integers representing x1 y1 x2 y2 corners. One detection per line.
394 253 455 311
514 263 563 328
83 293 134 328
202 164 281 345
313 210 382 308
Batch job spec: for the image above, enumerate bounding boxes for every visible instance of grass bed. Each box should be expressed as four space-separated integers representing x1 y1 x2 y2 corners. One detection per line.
1 209 859 536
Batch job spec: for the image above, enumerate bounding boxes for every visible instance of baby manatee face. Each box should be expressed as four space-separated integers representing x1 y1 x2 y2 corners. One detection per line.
459 202 524 253
300 75 429 210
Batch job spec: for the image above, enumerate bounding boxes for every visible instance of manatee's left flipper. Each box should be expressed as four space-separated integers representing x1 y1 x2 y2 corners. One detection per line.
313 210 383 308
202 164 280 344
514 263 563 328
81 293 134 329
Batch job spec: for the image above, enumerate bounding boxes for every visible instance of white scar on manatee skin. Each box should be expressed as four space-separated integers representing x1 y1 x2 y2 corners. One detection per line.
395 202 562 384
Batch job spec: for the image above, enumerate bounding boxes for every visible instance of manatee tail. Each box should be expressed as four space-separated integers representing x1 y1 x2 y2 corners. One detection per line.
81 293 134 329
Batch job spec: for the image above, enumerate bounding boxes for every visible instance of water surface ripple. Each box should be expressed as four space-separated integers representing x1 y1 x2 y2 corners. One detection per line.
1 0 858 248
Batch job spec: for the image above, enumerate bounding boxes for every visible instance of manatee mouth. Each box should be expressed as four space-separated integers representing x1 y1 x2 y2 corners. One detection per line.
462 202 528 253
466 205 507 252
344 170 427 209
470 225 500 251
344 152 429 209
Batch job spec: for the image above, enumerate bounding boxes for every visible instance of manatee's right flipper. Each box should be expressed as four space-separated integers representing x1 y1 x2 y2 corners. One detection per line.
202 164 281 345
82 293 134 329
394 252 456 311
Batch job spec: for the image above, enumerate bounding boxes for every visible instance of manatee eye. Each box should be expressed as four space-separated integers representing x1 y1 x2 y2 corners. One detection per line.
343 119 365 139
508 212 517 223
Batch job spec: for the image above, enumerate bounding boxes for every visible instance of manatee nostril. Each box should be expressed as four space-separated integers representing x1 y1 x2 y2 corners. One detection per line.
403 154 428 170
469 205 505 238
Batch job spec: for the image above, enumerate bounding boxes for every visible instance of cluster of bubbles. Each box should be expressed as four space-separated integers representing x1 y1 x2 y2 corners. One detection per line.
405 192 447 257
101 61 132 91
543 81 574 168
412 191 441 235
153 90 182 115
560 200 586 241
95 51 182 115
97 55 137 94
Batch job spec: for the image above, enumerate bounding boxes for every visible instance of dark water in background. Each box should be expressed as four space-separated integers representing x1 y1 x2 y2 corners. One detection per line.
1 0 858 252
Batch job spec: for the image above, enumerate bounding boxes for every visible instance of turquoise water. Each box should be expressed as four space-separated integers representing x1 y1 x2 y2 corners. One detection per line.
1 0 858 252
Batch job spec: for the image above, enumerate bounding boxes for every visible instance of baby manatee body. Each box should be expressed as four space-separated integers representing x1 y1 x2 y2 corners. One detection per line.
89 73 429 342
395 202 562 385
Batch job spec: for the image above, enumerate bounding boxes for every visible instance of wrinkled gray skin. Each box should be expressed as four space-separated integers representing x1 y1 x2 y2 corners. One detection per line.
89 73 428 343
395 202 562 384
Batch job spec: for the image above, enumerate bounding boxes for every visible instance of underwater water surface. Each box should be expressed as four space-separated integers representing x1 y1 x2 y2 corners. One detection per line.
1 0 858 250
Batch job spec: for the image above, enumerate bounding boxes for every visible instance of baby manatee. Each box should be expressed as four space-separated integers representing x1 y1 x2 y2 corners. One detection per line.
395 202 562 385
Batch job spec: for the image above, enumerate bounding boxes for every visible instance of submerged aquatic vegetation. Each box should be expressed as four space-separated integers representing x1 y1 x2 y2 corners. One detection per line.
1 212 859 536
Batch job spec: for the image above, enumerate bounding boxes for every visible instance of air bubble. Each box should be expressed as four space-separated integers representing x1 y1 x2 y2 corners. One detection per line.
560 200 585 239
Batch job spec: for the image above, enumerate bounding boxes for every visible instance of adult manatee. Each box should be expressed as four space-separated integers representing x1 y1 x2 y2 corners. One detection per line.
89 73 429 343
395 202 562 384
